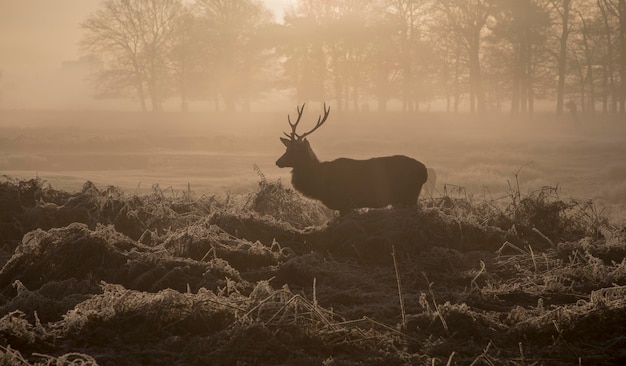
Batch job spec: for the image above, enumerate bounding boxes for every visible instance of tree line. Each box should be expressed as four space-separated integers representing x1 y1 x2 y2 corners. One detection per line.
80 0 626 115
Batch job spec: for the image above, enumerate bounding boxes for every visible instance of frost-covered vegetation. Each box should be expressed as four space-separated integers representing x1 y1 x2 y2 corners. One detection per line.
0 176 625 365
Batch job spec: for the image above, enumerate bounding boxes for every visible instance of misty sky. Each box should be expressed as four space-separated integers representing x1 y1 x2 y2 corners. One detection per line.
0 0 296 75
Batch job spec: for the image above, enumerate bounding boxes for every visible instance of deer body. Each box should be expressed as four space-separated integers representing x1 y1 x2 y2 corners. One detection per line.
291 155 426 212
277 104 428 214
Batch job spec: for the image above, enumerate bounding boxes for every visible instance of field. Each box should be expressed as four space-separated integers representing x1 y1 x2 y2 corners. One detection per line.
1 110 625 365
2 110 626 220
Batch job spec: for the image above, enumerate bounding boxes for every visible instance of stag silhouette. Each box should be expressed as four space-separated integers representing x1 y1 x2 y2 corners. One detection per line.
276 103 428 214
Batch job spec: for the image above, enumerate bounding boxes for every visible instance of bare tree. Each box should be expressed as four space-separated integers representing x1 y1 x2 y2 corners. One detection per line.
170 7 204 112
436 0 493 113
600 0 626 114
281 13 328 104
598 0 619 112
81 0 184 112
284 0 397 112
385 0 435 112
367 9 399 112
389 0 417 112
576 8 598 114
493 0 551 114
430 13 467 113
550 0 572 115
618 0 626 114
194 0 274 112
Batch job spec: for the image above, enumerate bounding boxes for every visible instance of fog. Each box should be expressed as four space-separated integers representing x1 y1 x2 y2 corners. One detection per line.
0 0 295 109
1 0 625 223
2 109 625 223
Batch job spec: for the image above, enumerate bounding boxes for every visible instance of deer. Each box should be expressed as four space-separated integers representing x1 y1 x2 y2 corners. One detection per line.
276 103 428 215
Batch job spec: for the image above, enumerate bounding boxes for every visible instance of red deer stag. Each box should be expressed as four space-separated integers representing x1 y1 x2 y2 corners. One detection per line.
276 103 428 214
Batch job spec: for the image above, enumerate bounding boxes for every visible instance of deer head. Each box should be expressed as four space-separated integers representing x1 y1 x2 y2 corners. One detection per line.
276 103 330 168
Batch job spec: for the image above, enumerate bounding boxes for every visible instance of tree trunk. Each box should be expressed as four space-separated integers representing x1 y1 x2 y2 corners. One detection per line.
180 58 188 112
138 83 147 112
526 43 534 113
599 0 617 113
580 12 596 114
150 78 161 112
351 55 360 112
468 31 486 113
618 0 626 115
330 48 344 112
510 44 531 115
574 52 586 113
454 40 461 113
401 50 413 112
556 0 571 115
147 45 162 113
511 41 530 115
511 44 521 114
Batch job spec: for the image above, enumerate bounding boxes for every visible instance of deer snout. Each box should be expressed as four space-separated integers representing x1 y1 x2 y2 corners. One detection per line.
276 152 296 168
276 156 287 168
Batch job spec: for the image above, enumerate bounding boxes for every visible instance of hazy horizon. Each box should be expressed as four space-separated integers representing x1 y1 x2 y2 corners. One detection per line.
0 0 297 110
0 0 296 70
2 0 624 114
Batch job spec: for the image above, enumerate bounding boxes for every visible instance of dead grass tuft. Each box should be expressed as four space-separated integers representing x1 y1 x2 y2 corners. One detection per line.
244 165 333 229
0 177 624 365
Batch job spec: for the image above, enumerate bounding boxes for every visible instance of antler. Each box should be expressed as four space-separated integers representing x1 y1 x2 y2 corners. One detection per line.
299 103 330 139
284 103 331 140
284 103 306 139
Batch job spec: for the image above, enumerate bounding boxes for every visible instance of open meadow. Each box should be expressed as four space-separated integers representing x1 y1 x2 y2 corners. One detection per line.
1 110 626 365
2 110 625 222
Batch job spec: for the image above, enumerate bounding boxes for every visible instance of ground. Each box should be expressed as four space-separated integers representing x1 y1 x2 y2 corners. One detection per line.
1 111 625 364
0 176 625 365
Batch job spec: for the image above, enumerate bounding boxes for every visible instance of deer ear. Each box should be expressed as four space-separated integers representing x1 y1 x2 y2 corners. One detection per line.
280 137 291 147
